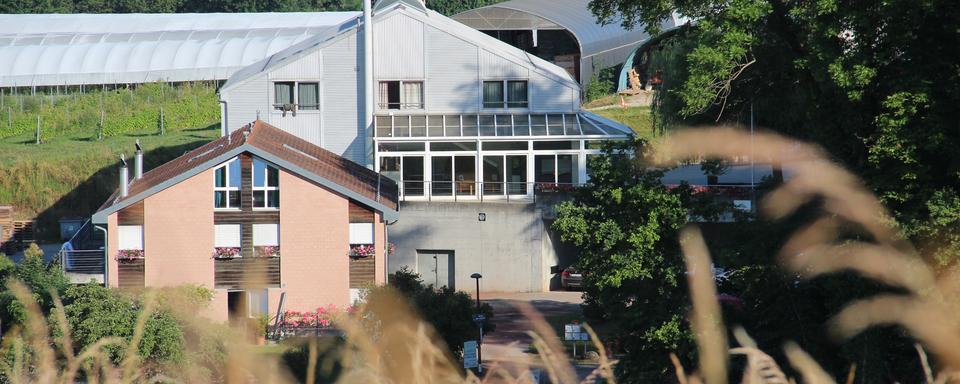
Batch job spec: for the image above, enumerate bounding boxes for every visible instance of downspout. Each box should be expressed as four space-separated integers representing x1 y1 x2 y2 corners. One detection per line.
219 99 228 136
363 0 375 169
94 225 108 287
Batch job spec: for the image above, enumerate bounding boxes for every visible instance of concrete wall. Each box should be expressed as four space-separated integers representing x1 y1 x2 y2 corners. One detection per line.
388 202 557 292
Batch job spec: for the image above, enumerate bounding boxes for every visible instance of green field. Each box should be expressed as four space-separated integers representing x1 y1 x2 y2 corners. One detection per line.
0 83 220 240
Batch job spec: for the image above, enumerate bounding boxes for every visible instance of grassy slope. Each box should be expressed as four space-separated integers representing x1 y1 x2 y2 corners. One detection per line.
0 83 219 240
591 105 656 141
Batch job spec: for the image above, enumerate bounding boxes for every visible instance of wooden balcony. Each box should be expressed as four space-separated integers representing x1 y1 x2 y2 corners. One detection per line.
118 259 145 289
214 257 280 289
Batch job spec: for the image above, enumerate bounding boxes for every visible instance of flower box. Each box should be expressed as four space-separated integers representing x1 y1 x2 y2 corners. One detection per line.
212 247 241 259
116 249 144 262
348 244 376 258
254 245 280 258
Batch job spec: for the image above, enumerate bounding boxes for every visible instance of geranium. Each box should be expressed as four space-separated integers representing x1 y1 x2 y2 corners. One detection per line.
212 247 241 259
348 244 376 258
254 245 280 258
387 243 396 256
115 249 144 262
281 304 354 328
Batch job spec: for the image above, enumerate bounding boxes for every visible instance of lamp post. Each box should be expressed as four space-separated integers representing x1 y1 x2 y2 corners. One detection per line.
470 272 483 374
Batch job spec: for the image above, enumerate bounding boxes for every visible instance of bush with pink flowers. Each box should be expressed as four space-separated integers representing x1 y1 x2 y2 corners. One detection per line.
280 304 353 328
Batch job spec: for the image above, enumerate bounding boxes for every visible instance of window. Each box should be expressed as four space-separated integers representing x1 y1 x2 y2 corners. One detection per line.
274 82 319 111
214 158 241 209
118 225 143 250
274 82 294 110
298 83 319 110
252 158 279 209
349 223 374 245
483 80 528 109
378 81 424 110
215 224 242 249
253 223 280 257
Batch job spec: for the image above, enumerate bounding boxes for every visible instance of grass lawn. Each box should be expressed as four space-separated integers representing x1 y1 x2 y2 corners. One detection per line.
0 124 219 240
591 105 656 141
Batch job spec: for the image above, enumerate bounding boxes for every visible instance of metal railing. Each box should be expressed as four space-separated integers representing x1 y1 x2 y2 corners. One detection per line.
395 181 587 203
60 249 105 275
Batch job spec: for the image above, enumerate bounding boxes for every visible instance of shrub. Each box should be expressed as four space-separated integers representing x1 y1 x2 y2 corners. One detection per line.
375 267 495 359
0 245 69 329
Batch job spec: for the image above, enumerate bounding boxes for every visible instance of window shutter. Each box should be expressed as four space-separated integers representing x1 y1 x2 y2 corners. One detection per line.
118 225 143 250
253 224 279 246
349 223 374 245
214 224 241 248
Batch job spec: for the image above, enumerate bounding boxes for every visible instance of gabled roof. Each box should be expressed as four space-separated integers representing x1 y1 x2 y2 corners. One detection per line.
220 1 579 93
92 120 399 224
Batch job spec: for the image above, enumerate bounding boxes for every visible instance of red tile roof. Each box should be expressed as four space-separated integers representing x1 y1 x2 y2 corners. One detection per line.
97 120 398 215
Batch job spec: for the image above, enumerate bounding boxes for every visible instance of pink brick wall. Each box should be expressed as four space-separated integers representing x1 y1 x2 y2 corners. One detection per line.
375 212 386 284
279 171 352 311
107 213 119 287
143 168 215 288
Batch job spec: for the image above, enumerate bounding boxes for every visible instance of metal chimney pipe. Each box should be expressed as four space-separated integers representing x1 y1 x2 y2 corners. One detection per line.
363 0 374 169
119 154 129 198
134 139 144 180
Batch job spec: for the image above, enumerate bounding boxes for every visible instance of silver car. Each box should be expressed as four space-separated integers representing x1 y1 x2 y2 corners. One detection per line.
561 266 583 290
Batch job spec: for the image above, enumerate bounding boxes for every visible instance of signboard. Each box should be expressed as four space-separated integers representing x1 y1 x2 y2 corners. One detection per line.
564 324 581 341
463 340 478 369
580 332 590 341
473 314 486 323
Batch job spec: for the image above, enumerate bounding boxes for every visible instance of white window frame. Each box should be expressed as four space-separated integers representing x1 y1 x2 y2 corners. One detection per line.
118 225 144 251
482 79 529 110
214 158 240 210
377 80 425 110
252 157 280 210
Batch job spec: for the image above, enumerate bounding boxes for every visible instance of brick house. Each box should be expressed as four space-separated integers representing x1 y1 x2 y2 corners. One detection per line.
92 120 398 322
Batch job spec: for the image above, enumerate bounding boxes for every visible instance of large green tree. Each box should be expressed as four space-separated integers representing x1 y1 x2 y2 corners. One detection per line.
589 0 960 264
552 141 692 380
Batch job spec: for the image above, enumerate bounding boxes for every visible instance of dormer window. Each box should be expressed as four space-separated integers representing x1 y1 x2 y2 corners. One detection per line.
252 158 280 208
483 80 528 109
214 158 241 209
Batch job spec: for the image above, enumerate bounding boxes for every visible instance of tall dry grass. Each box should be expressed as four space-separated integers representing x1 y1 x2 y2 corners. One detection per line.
655 127 960 383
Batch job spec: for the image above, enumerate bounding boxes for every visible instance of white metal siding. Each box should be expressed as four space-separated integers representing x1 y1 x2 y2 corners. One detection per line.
321 32 365 164
374 13 425 79
424 26 480 113
270 50 322 80
480 49 527 79
223 74 268 134
530 80 578 111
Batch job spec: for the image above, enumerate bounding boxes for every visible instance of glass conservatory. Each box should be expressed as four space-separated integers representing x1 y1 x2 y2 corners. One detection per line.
373 111 632 201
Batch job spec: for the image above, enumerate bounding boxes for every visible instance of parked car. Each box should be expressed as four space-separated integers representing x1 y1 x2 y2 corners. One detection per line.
560 266 583 290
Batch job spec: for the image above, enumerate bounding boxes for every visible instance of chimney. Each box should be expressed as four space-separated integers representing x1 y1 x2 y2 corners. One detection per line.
134 139 144 180
119 154 129 198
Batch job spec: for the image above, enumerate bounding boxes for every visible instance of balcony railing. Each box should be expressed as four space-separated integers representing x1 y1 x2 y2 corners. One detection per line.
393 181 586 203
60 249 105 275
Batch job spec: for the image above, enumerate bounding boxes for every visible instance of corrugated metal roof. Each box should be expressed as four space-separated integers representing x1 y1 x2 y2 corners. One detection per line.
453 0 685 63
0 12 360 87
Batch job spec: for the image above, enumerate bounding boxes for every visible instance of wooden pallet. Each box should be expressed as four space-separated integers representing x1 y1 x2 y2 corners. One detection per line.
0 206 12 254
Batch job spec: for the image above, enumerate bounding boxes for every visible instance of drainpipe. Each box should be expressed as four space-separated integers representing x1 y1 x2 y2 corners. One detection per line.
363 0 375 169
219 99 228 136
119 154 129 198
95 225 108 287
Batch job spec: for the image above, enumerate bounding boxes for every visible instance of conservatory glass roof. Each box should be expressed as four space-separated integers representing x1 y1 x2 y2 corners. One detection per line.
374 111 633 139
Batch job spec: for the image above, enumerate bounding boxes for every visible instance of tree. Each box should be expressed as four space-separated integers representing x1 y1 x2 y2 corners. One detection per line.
552 140 692 381
587 0 960 266
0 245 70 329
369 267 495 359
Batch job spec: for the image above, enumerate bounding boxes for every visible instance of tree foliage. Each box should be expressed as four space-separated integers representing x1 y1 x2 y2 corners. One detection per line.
0 245 70 329
373 267 495 359
588 0 960 266
553 140 692 380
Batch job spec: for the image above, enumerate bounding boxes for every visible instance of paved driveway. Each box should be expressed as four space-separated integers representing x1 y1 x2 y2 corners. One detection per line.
479 291 594 380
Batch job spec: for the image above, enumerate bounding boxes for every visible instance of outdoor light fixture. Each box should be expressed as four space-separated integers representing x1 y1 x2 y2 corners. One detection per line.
478 213 486 222
470 272 484 373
